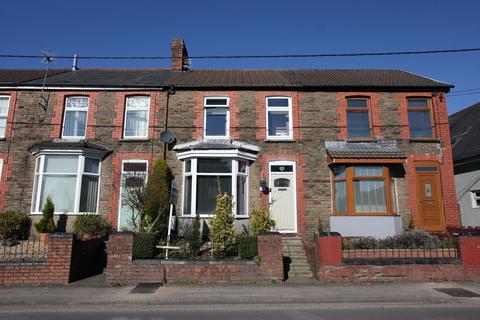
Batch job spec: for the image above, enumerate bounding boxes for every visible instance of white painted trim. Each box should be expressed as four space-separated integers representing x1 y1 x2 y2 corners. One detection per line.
268 160 298 233
61 96 89 139
117 159 149 229
177 149 257 161
123 95 150 139
0 95 11 138
265 96 293 140
203 96 230 139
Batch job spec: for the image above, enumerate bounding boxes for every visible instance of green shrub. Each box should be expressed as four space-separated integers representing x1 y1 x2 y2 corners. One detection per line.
0 211 31 240
345 231 445 250
72 214 112 239
237 236 258 259
142 159 173 236
133 232 158 259
34 197 55 233
210 192 236 259
186 214 202 257
250 206 275 236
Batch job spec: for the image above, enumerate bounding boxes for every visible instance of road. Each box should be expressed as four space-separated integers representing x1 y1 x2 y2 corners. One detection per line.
1 304 480 320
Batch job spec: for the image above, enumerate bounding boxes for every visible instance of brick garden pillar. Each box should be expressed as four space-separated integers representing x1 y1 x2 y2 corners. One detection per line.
46 233 74 284
458 236 480 266
105 232 134 284
258 232 283 281
317 234 342 267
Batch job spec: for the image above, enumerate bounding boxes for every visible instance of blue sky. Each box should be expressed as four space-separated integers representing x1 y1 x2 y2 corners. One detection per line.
0 0 479 114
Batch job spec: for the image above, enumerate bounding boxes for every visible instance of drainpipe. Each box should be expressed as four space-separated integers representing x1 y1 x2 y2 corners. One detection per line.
163 85 175 160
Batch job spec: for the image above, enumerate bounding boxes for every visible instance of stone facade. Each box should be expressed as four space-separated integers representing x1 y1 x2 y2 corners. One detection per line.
0 86 460 239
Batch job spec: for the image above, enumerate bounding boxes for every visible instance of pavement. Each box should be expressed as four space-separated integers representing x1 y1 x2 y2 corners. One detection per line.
0 275 480 311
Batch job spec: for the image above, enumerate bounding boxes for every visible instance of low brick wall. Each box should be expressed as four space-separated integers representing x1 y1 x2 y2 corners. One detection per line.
105 232 284 285
313 235 480 283
0 233 73 285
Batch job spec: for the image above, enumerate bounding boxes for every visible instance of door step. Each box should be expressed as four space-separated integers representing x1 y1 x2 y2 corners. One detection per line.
282 237 315 280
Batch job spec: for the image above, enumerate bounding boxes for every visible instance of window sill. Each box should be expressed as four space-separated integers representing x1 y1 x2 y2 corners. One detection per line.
345 139 376 143
409 138 440 143
120 138 151 142
264 139 296 143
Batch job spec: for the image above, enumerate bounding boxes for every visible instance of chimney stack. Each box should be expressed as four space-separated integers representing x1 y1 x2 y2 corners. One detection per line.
171 38 189 71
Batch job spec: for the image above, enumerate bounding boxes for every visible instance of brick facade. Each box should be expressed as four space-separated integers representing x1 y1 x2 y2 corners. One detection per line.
105 232 283 285
0 84 461 238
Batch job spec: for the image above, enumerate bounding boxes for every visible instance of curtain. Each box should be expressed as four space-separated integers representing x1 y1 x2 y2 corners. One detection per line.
125 110 148 137
79 175 99 212
63 111 87 137
40 175 76 212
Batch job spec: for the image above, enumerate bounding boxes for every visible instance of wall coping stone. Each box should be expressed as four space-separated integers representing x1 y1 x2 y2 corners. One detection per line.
133 259 257 266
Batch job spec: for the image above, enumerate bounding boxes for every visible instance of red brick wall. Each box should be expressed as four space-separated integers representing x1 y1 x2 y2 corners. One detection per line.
0 233 74 285
105 232 284 285
313 235 480 283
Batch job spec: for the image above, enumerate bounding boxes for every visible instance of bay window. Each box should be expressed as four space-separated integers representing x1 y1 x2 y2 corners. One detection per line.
408 98 433 138
182 158 248 217
204 97 229 138
266 97 292 139
124 96 150 139
32 154 101 214
0 95 10 138
333 165 395 215
62 96 89 139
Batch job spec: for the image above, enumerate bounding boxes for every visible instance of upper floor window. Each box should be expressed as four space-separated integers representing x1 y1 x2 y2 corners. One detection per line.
408 98 433 138
266 97 292 139
124 96 150 139
62 96 89 139
346 98 371 139
333 165 395 215
471 190 480 209
204 97 229 138
0 95 11 138
32 154 101 214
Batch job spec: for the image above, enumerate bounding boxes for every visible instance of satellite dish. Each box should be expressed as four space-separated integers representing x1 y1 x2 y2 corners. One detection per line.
160 131 176 144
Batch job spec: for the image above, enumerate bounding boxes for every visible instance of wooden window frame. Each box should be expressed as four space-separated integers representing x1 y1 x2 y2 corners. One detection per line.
346 97 372 140
407 97 435 140
332 165 394 216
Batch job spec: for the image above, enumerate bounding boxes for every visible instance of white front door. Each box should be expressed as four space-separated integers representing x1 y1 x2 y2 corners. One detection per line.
269 162 297 232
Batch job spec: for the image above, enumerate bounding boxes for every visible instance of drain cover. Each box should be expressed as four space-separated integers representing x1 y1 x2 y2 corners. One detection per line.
434 288 480 297
130 282 163 294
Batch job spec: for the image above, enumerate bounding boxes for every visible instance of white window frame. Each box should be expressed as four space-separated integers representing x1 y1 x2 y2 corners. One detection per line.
31 152 102 215
117 159 149 229
0 158 3 181
203 96 230 139
266 96 293 140
62 96 89 139
471 190 480 209
123 95 150 139
0 95 11 139
181 156 249 218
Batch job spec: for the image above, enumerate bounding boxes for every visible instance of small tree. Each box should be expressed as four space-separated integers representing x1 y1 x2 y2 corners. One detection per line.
34 197 56 233
186 214 202 257
250 206 275 236
142 159 172 236
210 192 236 258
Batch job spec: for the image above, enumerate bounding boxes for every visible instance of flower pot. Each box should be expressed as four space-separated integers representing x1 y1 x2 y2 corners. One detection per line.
39 233 49 244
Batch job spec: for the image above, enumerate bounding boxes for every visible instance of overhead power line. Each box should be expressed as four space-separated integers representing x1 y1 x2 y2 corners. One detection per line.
0 47 480 60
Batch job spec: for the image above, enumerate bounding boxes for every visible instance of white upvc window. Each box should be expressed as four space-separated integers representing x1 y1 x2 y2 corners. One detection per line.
266 96 293 140
0 158 3 181
62 96 89 139
31 154 101 214
204 96 229 139
124 96 150 139
0 95 11 138
182 157 249 217
471 190 480 208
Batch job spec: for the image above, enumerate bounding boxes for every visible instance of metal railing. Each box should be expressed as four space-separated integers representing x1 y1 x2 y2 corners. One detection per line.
0 237 48 263
342 236 459 264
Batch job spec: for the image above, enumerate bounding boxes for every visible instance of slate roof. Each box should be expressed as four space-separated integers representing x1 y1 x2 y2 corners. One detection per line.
0 68 453 91
28 140 112 159
449 102 480 167
174 139 260 153
325 141 406 159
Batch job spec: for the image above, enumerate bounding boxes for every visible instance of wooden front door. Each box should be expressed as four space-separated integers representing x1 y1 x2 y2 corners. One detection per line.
415 165 445 231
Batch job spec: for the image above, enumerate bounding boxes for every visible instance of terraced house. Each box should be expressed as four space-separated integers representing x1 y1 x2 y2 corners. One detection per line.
0 39 460 240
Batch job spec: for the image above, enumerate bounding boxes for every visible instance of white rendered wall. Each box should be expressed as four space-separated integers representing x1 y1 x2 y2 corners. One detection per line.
330 216 403 238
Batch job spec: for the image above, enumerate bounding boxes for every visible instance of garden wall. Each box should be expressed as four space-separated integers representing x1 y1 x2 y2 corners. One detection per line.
0 233 106 285
105 232 284 285
309 235 480 283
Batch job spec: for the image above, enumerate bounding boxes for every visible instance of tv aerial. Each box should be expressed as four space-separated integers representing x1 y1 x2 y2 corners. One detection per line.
38 51 54 111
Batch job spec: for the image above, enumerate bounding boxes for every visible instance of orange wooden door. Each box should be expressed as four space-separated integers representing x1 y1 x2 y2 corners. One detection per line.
416 171 445 231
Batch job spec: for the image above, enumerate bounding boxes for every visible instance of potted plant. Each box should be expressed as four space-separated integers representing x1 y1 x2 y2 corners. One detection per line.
72 214 112 240
34 197 56 243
